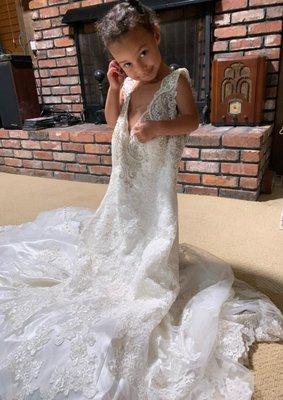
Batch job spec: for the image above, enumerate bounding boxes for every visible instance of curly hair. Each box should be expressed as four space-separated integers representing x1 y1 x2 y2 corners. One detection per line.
95 1 160 47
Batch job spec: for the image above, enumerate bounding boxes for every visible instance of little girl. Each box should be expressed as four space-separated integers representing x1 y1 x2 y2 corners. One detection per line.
0 1 282 400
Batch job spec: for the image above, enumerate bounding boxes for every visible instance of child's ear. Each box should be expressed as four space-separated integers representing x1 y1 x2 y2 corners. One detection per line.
153 26 161 45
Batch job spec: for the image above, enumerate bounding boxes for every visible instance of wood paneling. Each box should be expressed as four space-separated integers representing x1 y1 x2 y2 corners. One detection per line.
0 0 22 54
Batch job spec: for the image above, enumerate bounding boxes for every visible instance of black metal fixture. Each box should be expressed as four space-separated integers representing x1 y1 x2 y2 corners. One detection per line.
63 0 214 124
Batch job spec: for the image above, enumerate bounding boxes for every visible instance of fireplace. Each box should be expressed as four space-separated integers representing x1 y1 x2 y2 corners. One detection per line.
63 0 213 124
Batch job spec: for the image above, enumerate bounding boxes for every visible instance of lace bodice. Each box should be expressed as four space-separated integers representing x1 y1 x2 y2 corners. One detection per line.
0 67 282 400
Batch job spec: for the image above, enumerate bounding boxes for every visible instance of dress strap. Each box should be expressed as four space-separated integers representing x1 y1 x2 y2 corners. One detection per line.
121 77 136 99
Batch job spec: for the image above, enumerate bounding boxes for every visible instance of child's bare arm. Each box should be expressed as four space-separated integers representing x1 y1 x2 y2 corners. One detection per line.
104 86 124 128
104 60 126 128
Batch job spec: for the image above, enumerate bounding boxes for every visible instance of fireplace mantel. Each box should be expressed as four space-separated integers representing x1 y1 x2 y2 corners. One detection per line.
62 0 214 25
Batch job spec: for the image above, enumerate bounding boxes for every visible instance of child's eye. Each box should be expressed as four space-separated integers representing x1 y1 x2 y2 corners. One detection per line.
123 50 147 68
140 50 147 58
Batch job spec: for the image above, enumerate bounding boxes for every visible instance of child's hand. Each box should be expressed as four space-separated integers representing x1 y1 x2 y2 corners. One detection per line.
130 120 159 143
107 60 127 91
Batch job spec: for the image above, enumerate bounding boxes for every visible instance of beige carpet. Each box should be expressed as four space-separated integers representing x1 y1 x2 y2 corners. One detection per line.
0 171 282 399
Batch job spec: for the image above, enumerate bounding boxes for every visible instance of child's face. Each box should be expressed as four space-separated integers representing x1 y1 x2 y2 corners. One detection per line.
107 25 162 83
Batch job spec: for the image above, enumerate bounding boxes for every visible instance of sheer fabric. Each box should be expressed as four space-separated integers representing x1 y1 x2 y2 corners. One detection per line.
0 68 282 400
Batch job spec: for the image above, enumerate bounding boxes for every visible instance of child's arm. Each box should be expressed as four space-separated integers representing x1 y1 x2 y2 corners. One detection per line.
104 87 124 128
104 60 126 128
155 74 199 137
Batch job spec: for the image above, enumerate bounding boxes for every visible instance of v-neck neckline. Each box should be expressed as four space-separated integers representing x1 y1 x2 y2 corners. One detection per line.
125 68 178 136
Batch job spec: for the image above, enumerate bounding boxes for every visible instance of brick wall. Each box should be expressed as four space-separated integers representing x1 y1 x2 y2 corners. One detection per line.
30 0 283 122
0 124 272 201
213 0 283 123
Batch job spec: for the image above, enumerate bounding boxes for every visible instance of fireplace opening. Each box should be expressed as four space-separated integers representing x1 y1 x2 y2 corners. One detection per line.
63 0 213 124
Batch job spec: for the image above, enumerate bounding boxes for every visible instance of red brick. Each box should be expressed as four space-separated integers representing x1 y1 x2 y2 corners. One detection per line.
230 37 262 50
42 28 62 39
250 0 283 5
85 144 111 154
23 160 43 169
2 140 21 149
213 41 229 52
62 142 85 152
54 38 74 47
214 25 247 39
8 130 29 139
21 140 41 149
33 19 51 30
52 86 70 95
29 0 47 9
219 188 258 200
248 20 282 35
0 129 9 139
35 40 54 50
241 150 261 162
214 13 231 27
60 77 80 86
177 173 201 184
53 152 76 162
50 68 68 77
0 165 20 174
0 149 13 157
53 171 75 180
4 157 22 167
240 177 259 189
201 149 239 161
62 94 82 103
41 78 60 86
82 0 101 6
44 96 62 104
185 161 219 173
231 9 265 23
33 170 53 178
56 57 78 67
42 161 65 170
76 154 100 164
182 147 199 159
39 6 60 18
70 132 95 143
38 59 57 68
48 0 69 5
41 141 62 150
222 129 262 148
216 0 247 13
244 48 281 59
88 165 111 175
101 155 112 165
34 151 53 160
264 34 282 47
49 131 70 141
221 163 259 176
66 163 88 173
202 174 238 187
47 49 66 58
67 66 79 75
183 186 218 196
266 6 283 19
94 132 112 143
13 149 33 159
214 51 244 59
70 86 82 95
59 3 81 13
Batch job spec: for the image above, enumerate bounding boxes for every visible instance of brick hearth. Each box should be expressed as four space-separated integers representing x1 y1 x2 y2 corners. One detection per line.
0 123 272 201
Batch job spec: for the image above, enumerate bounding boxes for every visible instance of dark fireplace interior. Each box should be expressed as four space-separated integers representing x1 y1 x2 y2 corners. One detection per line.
63 0 213 124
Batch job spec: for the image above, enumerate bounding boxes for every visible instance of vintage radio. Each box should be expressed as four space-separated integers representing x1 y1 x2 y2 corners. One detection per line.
211 55 267 126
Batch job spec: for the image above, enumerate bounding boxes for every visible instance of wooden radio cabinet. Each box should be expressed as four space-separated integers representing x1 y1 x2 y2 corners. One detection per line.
211 55 267 126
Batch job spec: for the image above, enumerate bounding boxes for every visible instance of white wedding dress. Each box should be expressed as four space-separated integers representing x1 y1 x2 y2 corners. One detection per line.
0 68 282 400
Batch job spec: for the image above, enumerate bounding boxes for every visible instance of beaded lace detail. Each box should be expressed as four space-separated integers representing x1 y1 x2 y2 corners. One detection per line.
0 68 282 400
